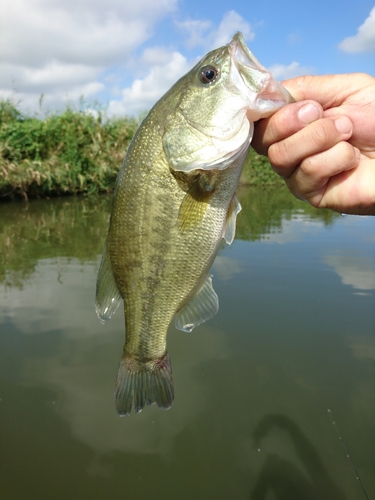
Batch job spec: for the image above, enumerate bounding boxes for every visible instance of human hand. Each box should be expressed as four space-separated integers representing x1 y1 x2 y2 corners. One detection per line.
252 74 375 215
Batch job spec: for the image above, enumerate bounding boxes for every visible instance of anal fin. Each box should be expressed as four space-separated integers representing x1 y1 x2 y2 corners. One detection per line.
174 274 219 332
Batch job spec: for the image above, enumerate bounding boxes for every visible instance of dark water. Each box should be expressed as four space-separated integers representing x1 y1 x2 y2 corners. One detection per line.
1 187 374 500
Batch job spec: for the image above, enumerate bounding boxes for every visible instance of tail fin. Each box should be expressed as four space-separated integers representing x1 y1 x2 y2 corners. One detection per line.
114 353 174 416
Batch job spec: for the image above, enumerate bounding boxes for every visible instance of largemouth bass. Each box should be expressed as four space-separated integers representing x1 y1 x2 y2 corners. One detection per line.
96 32 293 415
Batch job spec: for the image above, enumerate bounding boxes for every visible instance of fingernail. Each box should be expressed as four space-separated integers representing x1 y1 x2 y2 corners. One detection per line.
334 116 352 135
298 103 320 124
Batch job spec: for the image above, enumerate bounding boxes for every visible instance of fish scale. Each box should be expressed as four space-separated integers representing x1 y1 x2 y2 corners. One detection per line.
95 32 293 415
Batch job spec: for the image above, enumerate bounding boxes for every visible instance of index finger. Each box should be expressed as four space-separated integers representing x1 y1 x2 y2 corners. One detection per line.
281 74 373 108
252 100 323 155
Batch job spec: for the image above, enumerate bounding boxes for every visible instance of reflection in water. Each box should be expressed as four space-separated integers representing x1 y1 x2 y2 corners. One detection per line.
212 255 244 281
1 188 374 500
347 334 375 360
0 187 337 288
323 253 375 291
250 414 346 500
0 195 111 288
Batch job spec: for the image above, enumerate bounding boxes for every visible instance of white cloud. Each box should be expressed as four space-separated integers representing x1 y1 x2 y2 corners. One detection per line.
107 51 189 115
339 6 375 53
176 10 254 51
107 10 255 116
0 5 267 117
211 10 255 49
0 0 177 112
176 19 213 49
140 47 177 67
0 62 101 92
0 0 177 66
268 62 314 80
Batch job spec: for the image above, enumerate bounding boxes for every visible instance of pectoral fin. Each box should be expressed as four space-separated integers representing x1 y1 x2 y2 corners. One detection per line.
175 274 219 332
178 173 214 231
95 242 122 323
223 194 242 244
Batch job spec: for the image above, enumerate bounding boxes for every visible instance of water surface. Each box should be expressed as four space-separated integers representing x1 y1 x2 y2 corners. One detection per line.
1 188 374 500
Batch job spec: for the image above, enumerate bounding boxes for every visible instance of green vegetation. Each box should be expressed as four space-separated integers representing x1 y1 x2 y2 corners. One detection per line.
0 99 137 199
241 148 282 187
0 99 279 200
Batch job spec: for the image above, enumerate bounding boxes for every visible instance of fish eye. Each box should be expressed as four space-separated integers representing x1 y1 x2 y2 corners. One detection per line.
198 65 219 85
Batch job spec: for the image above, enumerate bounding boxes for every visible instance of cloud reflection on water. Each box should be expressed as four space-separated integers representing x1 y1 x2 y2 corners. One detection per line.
1 257 230 457
1 194 375 498
323 253 375 291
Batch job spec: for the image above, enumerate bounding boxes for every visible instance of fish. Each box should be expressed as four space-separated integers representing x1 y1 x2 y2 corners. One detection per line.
95 32 293 416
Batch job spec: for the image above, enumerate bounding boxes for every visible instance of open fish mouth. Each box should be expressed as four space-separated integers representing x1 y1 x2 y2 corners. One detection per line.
228 32 294 107
228 32 269 94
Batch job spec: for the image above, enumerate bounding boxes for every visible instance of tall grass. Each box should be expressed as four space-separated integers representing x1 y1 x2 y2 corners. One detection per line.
0 100 137 199
0 99 279 200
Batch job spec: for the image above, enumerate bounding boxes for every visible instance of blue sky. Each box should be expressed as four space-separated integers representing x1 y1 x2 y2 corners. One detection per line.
1 0 374 116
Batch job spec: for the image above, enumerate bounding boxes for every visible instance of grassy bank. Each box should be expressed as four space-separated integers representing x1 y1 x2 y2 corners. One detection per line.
0 99 280 200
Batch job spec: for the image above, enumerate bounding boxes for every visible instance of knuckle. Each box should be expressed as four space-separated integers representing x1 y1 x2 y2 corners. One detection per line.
309 122 331 148
267 143 281 166
268 141 293 169
339 141 356 163
299 155 316 178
